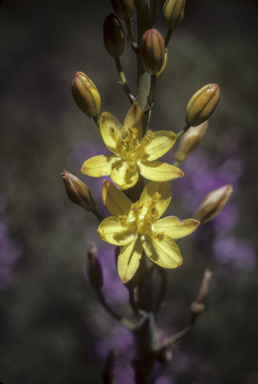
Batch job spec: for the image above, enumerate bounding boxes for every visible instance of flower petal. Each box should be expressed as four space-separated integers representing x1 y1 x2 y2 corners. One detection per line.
117 236 143 283
100 112 123 155
98 217 136 246
122 103 143 139
138 161 184 182
81 154 121 177
142 234 182 268
154 216 200 239
139 181 172 219
143 130 177 161
102 180 132 216
111 161 139 190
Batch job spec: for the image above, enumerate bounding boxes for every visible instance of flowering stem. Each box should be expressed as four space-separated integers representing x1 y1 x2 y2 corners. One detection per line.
165 28 173 48
177 123 190 139
115 57 134 104
96 290 137 331
173 159 180 167
135 0 151 135
125 18 136 44
154 267 167 314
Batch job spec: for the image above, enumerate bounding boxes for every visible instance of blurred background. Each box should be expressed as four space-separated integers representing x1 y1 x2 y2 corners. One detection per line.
0 0 257 383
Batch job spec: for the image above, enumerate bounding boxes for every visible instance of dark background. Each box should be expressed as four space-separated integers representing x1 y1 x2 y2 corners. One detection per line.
0 0 258 383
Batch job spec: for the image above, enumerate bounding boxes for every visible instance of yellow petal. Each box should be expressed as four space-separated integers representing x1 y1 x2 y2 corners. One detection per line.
98 217 136 246
111 161 139 190
81 155 121 177
117 235 143 283
139 181 172 219
142 234 182 268
102 180 132 216
123 103 143 139
100 112 123 155
143 131 177 161
154 216 200 239
138 161 184 181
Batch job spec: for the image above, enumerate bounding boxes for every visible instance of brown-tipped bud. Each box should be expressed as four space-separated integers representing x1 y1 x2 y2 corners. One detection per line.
193 184 233 224
175 121 208 162
191 269 212 314
185 84 220 127
111 0 134 20
156 50 168 80
103 13 125 58
71 71 101 117
86 243 103 291
61 169 95 211
163 0 186 29
140 29 166 75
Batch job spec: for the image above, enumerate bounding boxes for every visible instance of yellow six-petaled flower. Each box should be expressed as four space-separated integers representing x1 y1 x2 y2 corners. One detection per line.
81 103 183 190
98 180 200 283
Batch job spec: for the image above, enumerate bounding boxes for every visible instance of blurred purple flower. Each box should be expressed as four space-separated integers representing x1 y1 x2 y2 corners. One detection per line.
213 236 257 270
0 197 22 290
156 376 175 384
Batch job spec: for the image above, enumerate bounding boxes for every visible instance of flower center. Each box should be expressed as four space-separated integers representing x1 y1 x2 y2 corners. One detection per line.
129 192 161 235
116 128 156 163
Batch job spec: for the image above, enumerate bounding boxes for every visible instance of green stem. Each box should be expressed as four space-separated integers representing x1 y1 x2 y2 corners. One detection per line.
154 267 167 315
135 0 151 113
115 57 134 104
125 18 136 44
151 0 158 20
93 115 100 128
177 123 190 139
148 74 156 107
92 208 104 222
143 74 156 134
165 28 173 48
97 291 137 331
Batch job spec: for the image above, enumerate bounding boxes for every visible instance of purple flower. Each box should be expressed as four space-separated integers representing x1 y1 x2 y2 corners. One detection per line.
213 235 257 270
0 202 22 290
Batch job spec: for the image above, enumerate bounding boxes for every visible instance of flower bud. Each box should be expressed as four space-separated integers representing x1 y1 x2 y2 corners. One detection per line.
71 71 101 117
193 184 233 224
61 169 95 211
111 0 134 20
103 13 125 58
156 50 168 80
185 84 220 127
191 269 212 314
86 243 103 291
163 0 186 29
175 120 208 162
140 29 166 76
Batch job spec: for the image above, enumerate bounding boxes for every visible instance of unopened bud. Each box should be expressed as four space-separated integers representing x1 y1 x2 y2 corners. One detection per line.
61 169 95 211
185 84 220 127
193 184 233 224
140 29 165 75
156 50 168 80
111 0 134 20
103 13 125 58
86 243 103 291
175 121 208 162
71 71 101 117
191 269 212 314
163 0 186 29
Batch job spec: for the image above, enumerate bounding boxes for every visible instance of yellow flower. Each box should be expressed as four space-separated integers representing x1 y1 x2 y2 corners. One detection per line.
81 103 183 190
98 180 200 283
